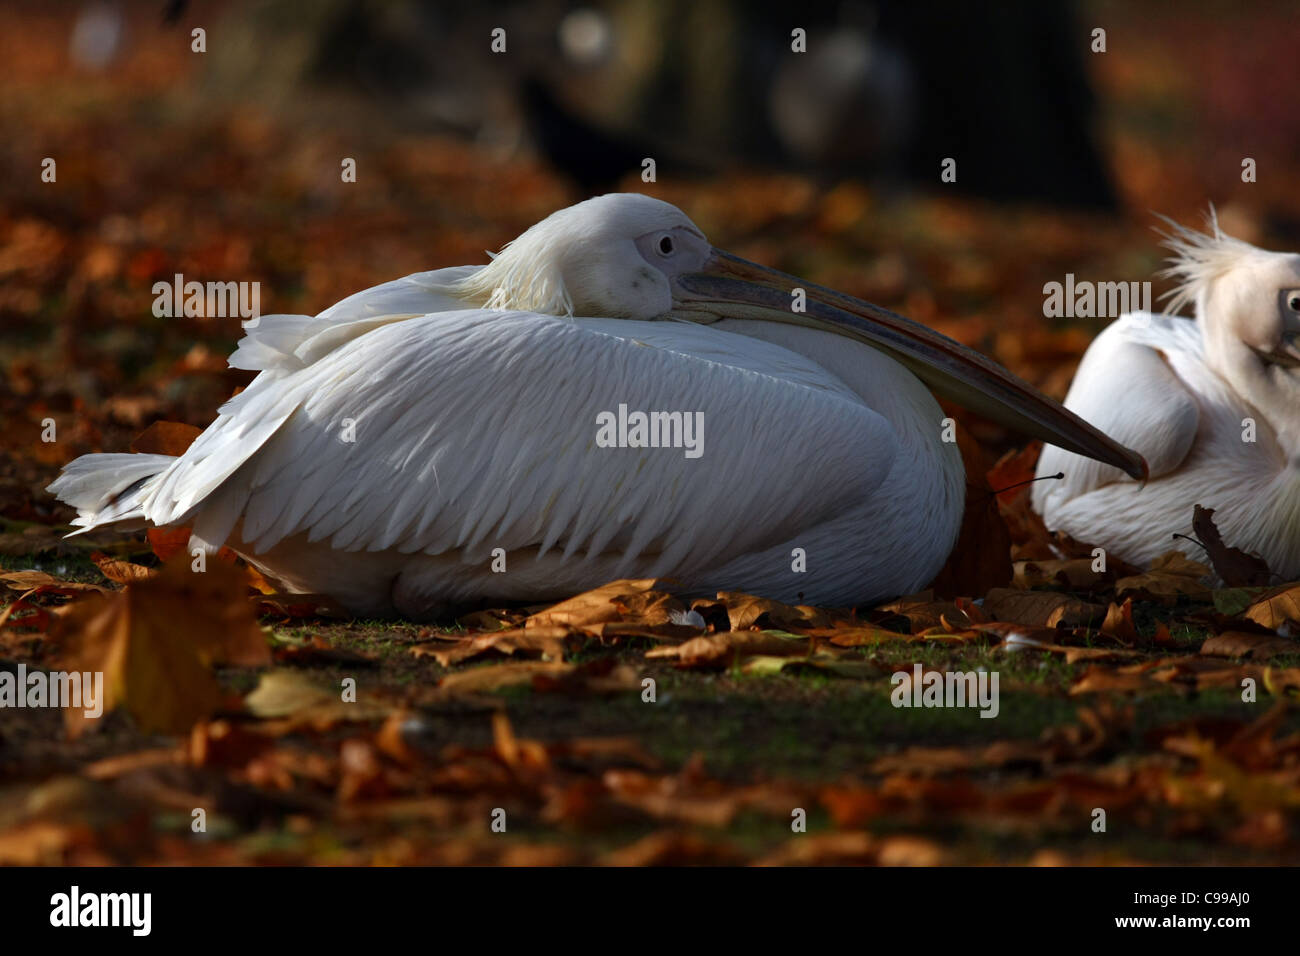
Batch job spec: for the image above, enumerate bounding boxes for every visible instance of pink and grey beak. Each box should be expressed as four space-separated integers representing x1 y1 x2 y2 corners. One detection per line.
671 249 1149 481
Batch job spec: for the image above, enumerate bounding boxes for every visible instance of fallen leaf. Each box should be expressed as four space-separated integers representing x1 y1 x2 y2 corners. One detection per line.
411 625 573 666
90 551 156 584
145 527 191 562
0 570 106 594
526 579 683 631
875 592 971 632
244 669 388 723
645 630 807 667
984 588 1104 627
530 659 641 694
822 625 933 647
1193 505 1272 587
1100 598 1140 644
1201 631 1300 660
702 592 836 631
756 832 878 865
742 653 882 679
1116 550 1212 604
602 831 744 866
52 556 271 735
1244 584 1300 631
255 591 351 618
1013 557 1112 591
437 661 574 694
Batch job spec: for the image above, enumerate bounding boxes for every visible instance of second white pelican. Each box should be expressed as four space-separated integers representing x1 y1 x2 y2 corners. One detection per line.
52 194 1142 616
1034 213 1300 577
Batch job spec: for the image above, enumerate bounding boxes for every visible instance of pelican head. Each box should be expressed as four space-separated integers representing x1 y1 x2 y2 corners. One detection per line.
1159 211 1300 370
457 193 1147 479
456 193 704 319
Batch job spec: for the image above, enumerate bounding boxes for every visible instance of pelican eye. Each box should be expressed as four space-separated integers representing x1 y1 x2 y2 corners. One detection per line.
1289 294 1300 312
658 236 675 256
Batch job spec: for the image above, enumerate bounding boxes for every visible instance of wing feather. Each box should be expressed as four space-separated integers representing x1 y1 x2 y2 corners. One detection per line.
157 309 901 576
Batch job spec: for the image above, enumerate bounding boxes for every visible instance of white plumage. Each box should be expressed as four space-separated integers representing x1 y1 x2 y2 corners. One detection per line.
52 194 1141 617
1035 213 1300 577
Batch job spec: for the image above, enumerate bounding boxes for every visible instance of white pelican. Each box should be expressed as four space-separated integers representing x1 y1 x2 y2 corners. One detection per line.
1034 212 1300 577
51 194 1142 617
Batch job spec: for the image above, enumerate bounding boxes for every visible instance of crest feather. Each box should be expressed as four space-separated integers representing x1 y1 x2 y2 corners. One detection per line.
452 235 575 316
1155 206 1257 317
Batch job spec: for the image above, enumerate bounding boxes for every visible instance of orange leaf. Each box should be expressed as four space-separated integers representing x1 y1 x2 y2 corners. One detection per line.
90 551 156 585
52 556 270 736
146 526 191 562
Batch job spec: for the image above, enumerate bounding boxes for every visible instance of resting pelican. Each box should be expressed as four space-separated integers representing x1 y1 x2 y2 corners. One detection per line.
51 194 1142 616
1034 213 1300 577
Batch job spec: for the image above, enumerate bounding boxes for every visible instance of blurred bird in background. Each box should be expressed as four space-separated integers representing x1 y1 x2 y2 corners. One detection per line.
1035 213 1300 578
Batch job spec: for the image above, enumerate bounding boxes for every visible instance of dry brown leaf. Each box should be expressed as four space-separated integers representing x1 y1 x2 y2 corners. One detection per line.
89 551 156 584
755 832 878 866
1063 645 1144 664
244 669 391 724
741 653 883 679
255 591 351 618
969 620 1060 644
875 591 971 632
0 820 95 866
456 609 524 631
822 625 930 647
1193 505 1272 587
877 835 948 866
983 588 1104 627
1071 664 1167 695
1116 550 1212 604
1070 657 1285 696
1100 598 1140 644
242 669 336 717
525 579 682 631
1013 558 1111 590
602 831 744 866
52 556 270 735
437 661 574 694
1201 631 1300 660
1244 584 1300 631
645 630 807 667
1262 668 1300 696
0 570 107 594
604 784 739 827
412 625 573 666
531 659 641 694
703 592 836 631
145 526 191 562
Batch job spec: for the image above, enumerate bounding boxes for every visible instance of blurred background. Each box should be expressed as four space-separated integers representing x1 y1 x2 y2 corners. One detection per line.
3 0 1300 525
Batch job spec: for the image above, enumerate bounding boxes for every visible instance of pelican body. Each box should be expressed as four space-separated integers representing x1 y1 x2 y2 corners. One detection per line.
1034 216 1300 577
52 195 1141 617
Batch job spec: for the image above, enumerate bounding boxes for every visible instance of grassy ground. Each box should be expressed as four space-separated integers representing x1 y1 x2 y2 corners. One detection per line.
5 539 1300 865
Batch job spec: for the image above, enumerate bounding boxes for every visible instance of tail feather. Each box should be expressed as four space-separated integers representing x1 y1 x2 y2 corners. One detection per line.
47 453 175 533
